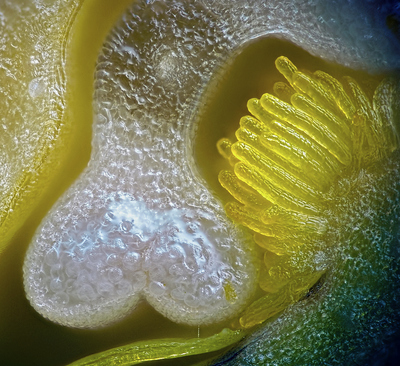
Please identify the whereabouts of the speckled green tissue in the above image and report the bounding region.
[214,150,400,365]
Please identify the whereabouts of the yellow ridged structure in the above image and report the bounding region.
[217,56,399,329]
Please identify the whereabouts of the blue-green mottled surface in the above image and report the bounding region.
[215,150,400,365]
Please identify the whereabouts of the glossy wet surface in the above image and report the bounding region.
[1,1,400,365]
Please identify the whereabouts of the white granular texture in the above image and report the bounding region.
[23,0,400,329]
[25,190,254,327]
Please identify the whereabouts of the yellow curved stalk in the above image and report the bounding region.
[67,328,244,366]
[217,56,399,328]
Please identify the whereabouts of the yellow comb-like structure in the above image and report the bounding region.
[217,56,399,328]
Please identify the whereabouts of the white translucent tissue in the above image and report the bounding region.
[23,0,400,329]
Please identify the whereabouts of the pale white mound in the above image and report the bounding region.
[23,0,400,329]
[24,190,255,327]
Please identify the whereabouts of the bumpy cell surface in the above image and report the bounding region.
[24,0,262,329]
[22,1,400,356]
[0,0,80,252]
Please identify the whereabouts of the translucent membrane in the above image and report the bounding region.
[0,1,79,254]
[217,56,400,328]
[1,0,397,365]
[23,1,261,329]
[0,0,135,255]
